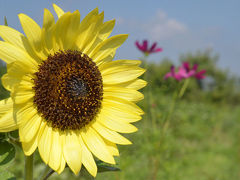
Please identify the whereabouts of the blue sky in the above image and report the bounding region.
[0,0,239,74]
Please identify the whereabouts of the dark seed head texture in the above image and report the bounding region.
[33,50,103,131]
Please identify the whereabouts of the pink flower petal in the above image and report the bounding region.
[143,40,148,51]
[135,41,145,52]
[188,70,196,77]
[174,73,184,81]
[178,66,188,78]
[153,48,163,53]
[183,62,190,71]
[192,64,198,71]
[164,66,176,79]
[170,65,175,74]
[195,70,206,79]
[164,72,173,79]
[149,42,157,52]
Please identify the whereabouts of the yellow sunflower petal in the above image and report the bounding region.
[16,75,33,88]
[103,139,119,156]
[80,12,104,54]
[43,8,55,29]
[1,74,18,92]
[14,102,32,119]
[22,121,46,156]
[80,8,99,25]
[99,104,142,123]
[103,97,144,115]
[22,135,38,156]
[98,19,115,41]
[118,79,147,90]
[76,8,99,52]
[56,154,66,174]
[49,130,63,171]
[0,41,37,67]
[102,65,145,84]
[0,25,43,63]
[12,85,34,105]
[63,132,82,175]
[78,135,97,177]
[1,64,34,91]
[53,4,65,18]
[38,125,53,164]
[42,27,56,55]
[99,60,141,72]
[103,86,143,102]
[98,109,138,133]
[12,94,34,105]
[18,14,42,52]
[96,51,116,67]
[19,112,41,143]
[0,25,26,49]
[84,19,116,55]
[89,34,128,63]
[92,121,131,145]
[0,98,18,132]
[54,12,72,50]
[41,9,55,53]
[63,10,81,50]
[81,127,115,164]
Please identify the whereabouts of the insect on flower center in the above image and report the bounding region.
[66,77,88,98]
[33,50,103,131]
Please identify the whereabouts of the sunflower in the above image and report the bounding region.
[0,4,146,177]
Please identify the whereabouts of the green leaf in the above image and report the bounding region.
[0,141,15,167]
[4,16,8,26]
[8,131,19,140]
[0,171,16,180]
[0,133,6,141]
[96,160,120,173]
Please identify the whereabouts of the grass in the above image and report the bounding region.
[95,91,240,180]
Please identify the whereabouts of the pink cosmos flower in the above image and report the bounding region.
[135,40,163,55]
[182,62,206,79]
[164,66,183,81]
[164,62,206,81]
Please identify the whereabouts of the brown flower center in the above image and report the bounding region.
[33,50,103,131]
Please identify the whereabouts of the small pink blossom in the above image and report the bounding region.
[135,40,163,55]
[164,62,206,81]
[194,69,206,79]
[151,103,157,108]
[164,66,183,81]
[182,62,206,79]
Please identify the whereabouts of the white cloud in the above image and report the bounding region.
[116,10,187,41]
[146,10,187,40]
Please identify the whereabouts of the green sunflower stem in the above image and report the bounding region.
[24,154,34,180]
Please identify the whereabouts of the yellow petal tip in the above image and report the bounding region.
[17,13,25,19]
